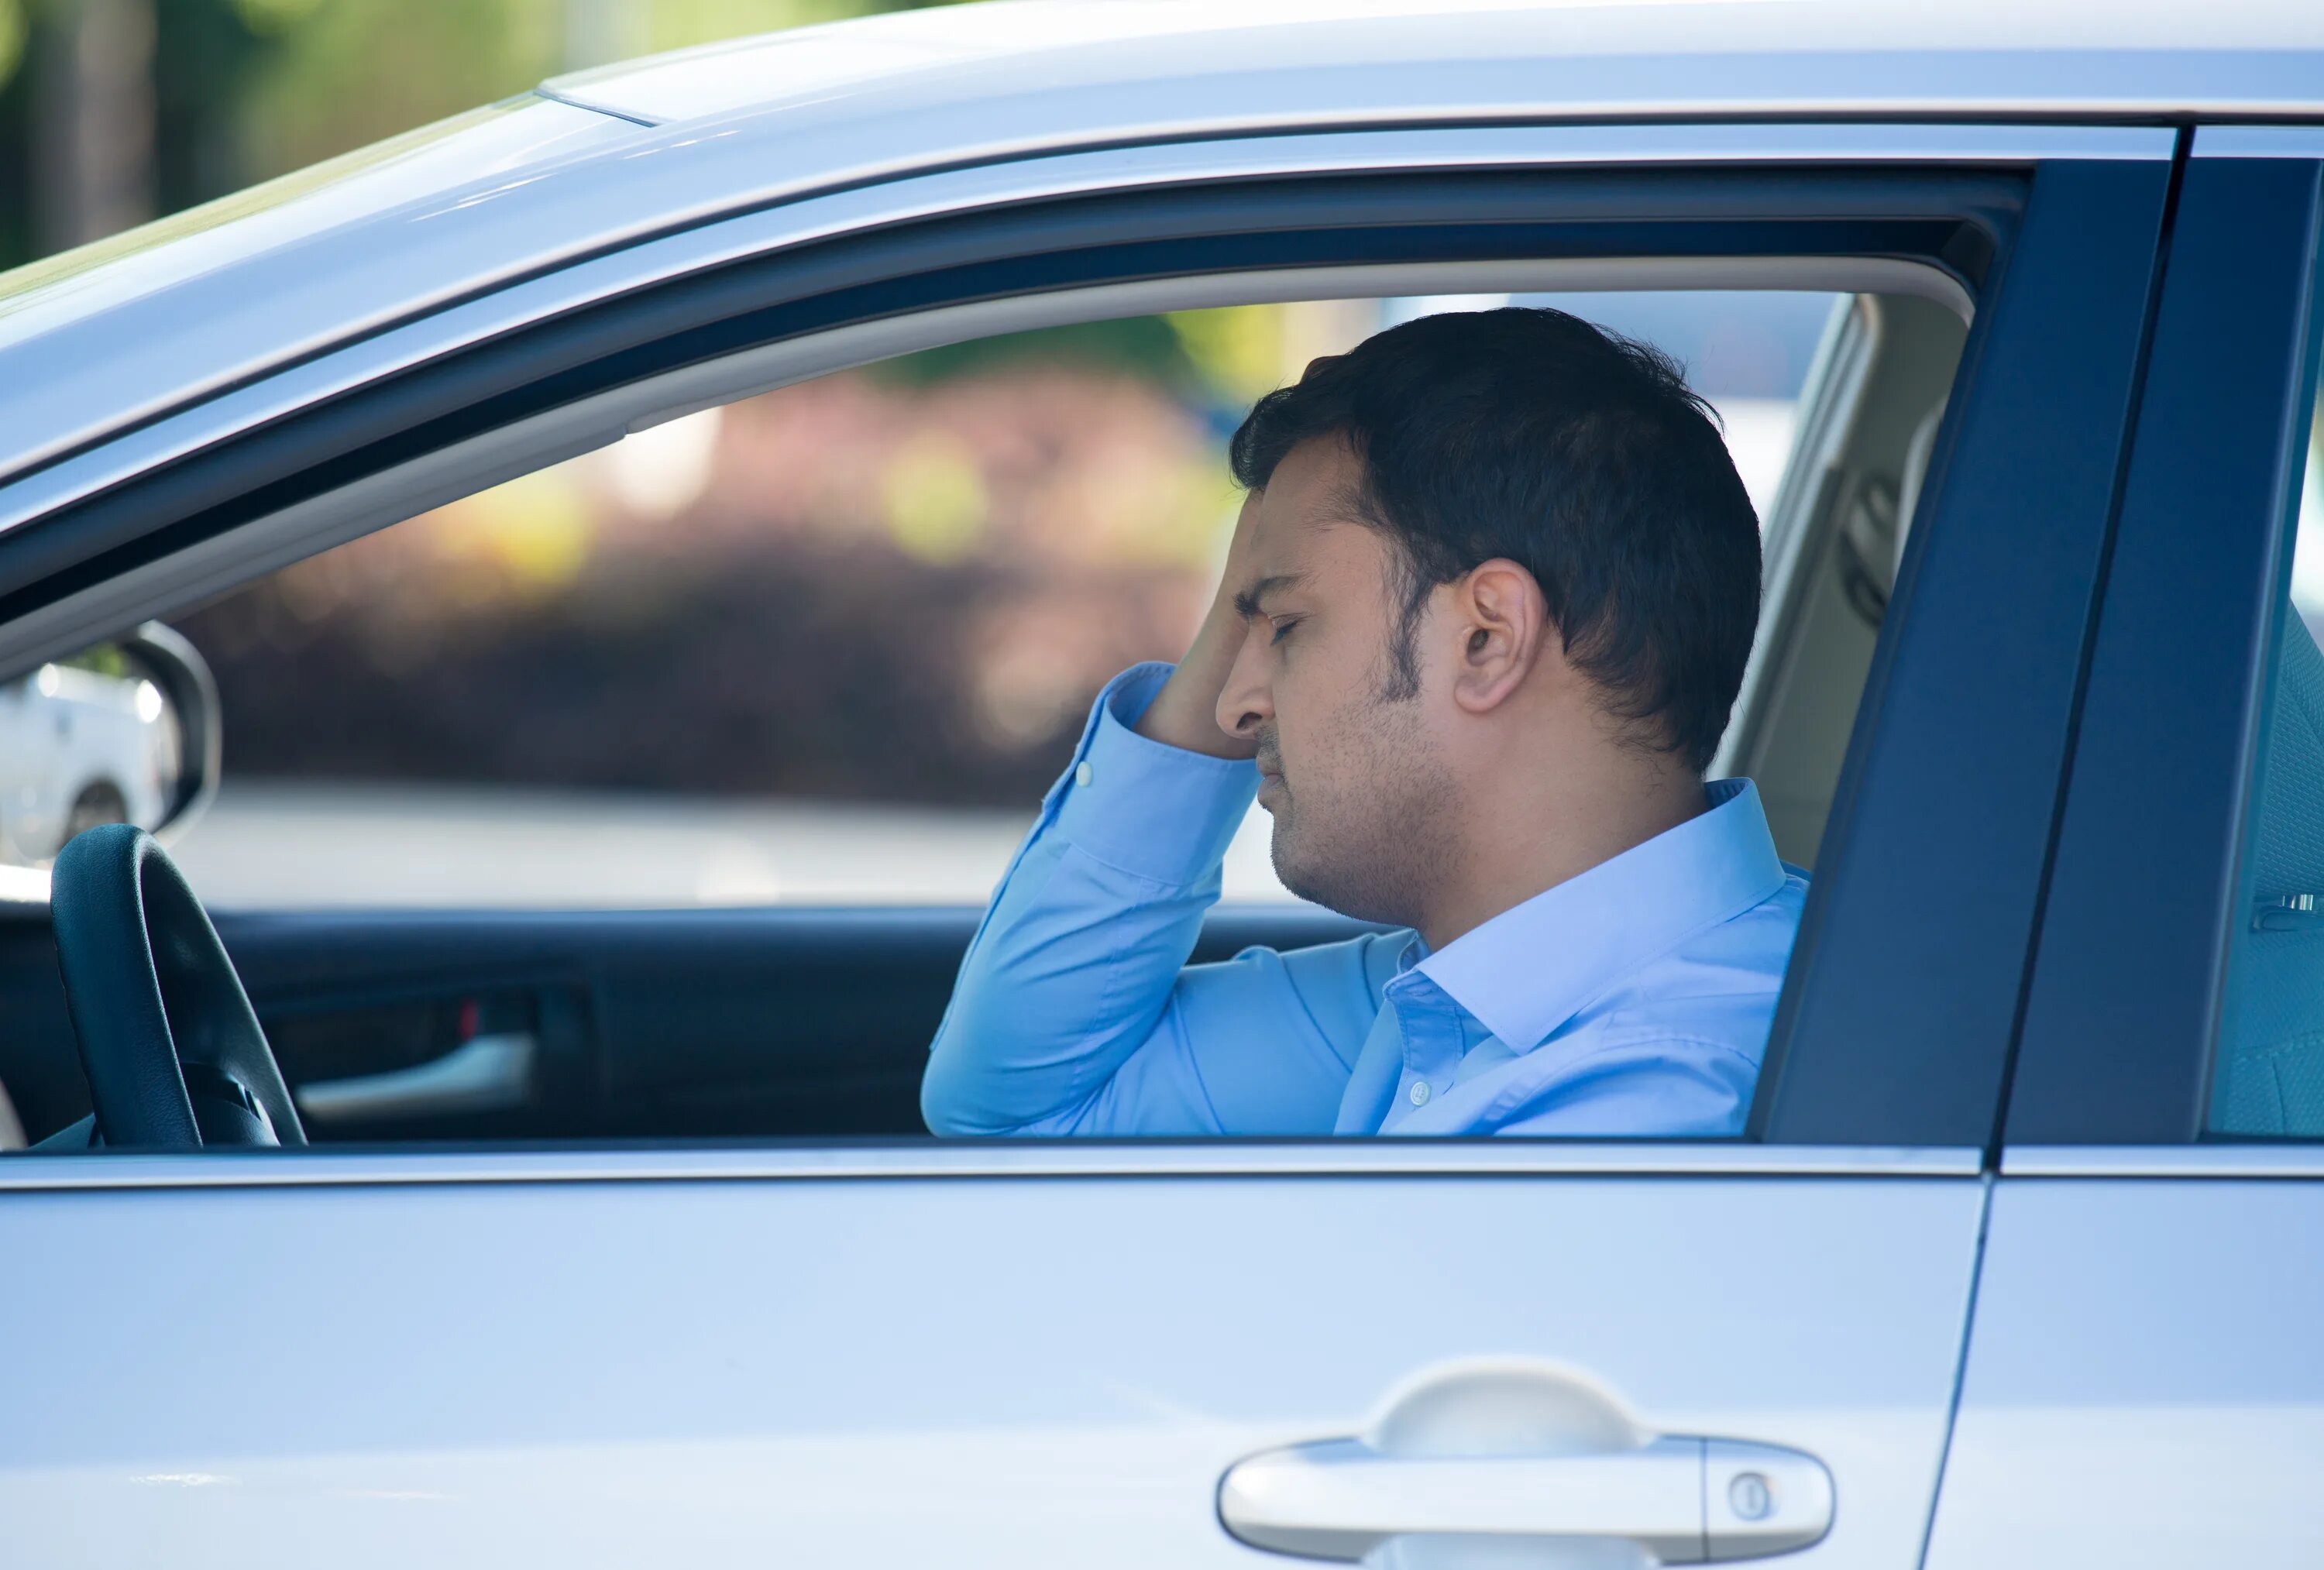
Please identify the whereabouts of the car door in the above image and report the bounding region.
[1924,128,2324,1569]
[0,125,2174,1567]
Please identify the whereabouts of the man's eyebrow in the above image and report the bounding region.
[1232,573,1308,621]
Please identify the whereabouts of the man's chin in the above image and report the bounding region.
[1273,830,1422,928]
[1269,830,1340,913]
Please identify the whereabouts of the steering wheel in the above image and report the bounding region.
[50,824,304,1149]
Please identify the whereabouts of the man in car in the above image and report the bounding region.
[922,307,1804,1137]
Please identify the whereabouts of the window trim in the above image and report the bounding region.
[2003,1146,2324,1177]
[2003,136,2324,1146]
[0,1142,1982,1192]
[0,161,2023,641]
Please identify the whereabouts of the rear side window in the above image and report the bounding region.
[2213,372,2324,1135]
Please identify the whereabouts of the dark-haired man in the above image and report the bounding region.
[922,307,1803,1138]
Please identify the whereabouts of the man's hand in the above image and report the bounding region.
[1136,496,1260,759]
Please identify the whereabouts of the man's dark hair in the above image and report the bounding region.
[1228,307,1761,774]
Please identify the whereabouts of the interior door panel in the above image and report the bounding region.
[0,904,1375,1144]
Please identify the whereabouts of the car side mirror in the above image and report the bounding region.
[0,621,221,867]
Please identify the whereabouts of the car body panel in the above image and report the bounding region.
[1925,1172,2324,1568]
[0,1162,1985,1568]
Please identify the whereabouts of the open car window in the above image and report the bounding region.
[111,285,1954,912]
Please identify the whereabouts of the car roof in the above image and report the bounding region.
[545,0,2324,129]
[0,0,2318,510]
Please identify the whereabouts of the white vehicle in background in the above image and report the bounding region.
[0,625,215,864]
[0,661,169,859]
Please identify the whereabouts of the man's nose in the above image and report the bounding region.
[1215,630,1273,740]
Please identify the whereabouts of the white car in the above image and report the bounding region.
[0,658,170,861]
[0,3,2321,1568]
[0,624,217,867]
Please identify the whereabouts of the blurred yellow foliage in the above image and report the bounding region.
[643,0,930,53]
[882,432,989,564]
[1166,305,1287,403]
[1104,457,1243,572]
[442,467,596,600]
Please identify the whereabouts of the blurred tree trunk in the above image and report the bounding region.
[32,0,153,250]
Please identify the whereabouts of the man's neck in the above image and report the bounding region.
[1416,771,1709,953]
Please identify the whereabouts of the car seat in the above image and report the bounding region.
[2217,609,2324,1133]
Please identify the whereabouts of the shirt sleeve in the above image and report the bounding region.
[921,663,1370,1137]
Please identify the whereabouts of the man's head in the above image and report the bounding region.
[1214,307,1761,929]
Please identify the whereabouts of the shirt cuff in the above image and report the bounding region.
[1044,662,1260,885]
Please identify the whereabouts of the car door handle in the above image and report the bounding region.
[294,1031,537,1123]
[1221,1435,1829,1564]
[1219,1365,1833,1567]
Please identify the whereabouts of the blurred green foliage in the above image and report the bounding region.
[880,316,1199,393]
[0,2,24,94]
[58,640,128,678]
[882,307,1299,408]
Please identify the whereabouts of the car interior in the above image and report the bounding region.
[2216,611,2324,1135]
[0,259,1967,1152]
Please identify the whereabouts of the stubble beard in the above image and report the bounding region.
[1263,691,1458,932]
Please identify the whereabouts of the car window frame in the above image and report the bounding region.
[2002,129,2324,1152]
[1748,150,2179,1146]
[0,131,2175,1158]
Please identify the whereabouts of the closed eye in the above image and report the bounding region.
[1269,617,1301,646]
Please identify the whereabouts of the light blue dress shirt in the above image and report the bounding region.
[923,663,1807,1138]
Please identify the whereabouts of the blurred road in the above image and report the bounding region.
[168,781,1301,910]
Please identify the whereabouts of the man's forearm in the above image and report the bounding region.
[924,503,1264,1134]
[922,665,1259,1135]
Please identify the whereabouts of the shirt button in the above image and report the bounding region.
[1408,1080,1431,1106]
[1075,761,1092,788]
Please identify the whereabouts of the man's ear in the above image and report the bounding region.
[1448,558,1550,715]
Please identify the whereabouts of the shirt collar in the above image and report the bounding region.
[1405,778,1786,1051]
